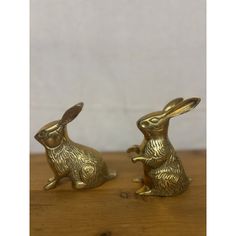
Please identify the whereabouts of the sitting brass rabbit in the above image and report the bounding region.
[127,97,201,196]
[35,103,117,190]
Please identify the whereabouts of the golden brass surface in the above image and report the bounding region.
[35,103,117,190]
[127,97,201,196]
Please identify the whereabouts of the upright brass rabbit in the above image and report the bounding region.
[35,103,117,190]
[127,97,201,196]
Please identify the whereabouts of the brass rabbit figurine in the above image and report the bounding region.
[127,97,201,196]
[35,103,117,190]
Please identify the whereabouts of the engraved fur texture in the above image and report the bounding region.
[35,103,116,190]
[46,139,111,188]
[142,138,190,196]
[128,97,200,196]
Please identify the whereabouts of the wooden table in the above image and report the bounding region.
[31,150,206,236]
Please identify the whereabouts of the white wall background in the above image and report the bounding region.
[30,0,206,153]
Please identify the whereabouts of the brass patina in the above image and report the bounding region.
[127,97,201,196]
[35,103,117,190]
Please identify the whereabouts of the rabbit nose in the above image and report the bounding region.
[34,133,40,141]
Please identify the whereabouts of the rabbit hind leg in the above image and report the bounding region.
[70,175,87,189]
[70,169,87,189]
[72,180,87,189]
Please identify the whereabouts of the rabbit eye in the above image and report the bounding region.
[42,131,50,138]
[150,118,159,123]
[39,131,45,137]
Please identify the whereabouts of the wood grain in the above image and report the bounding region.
[30,150,206,236]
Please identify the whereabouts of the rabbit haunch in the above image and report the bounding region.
[46,140,110,187]
[143,138,190,194]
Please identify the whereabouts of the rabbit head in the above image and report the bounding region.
[137,98,201,137]
[34,102,84,148]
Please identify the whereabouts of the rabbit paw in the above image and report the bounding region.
[48,177,56,182]
[44,179,58,190]
[136,185,150,194]
[138,190,154,196]
[131,156,146,163]
[73,181,87,189]
[137,187,157,196]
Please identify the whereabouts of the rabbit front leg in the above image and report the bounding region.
[48,176,56,182]
[131,157,151,195]
[127,146,145,182]
[72,181,87,189]
[131,156,148,183]
[132,155,167,168]
[44,176,60,190]
[131,156,148,163]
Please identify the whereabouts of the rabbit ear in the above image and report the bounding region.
[165,98,200,119]
[163,97,184,112]
[60,102,84,126]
